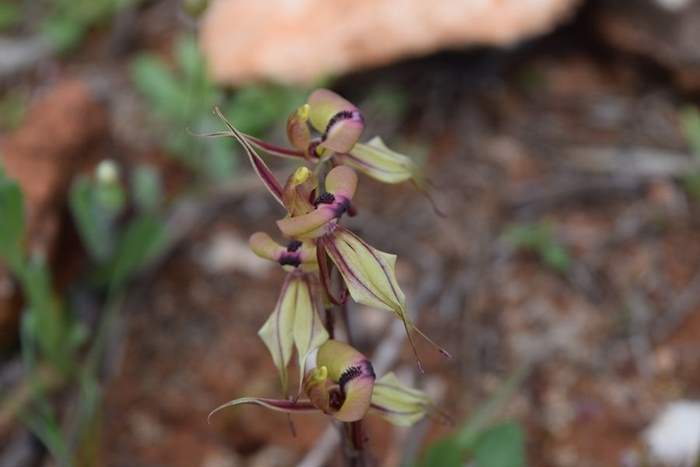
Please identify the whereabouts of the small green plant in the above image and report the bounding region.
[503,221,571,273]
[0,159,166,467]
[131,35,307,182]
[419,367,528,467]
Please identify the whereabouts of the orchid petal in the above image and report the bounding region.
[293,275,329,395]
[282,166,317,217]
[214,107,284,206]
[325,165,357,201]
[276,205,337,240]
[370,372,431,427]
[340,137,418,184]
[287,104,312,151]
[308,89,364,153]
[323,228,450,370]
[208,397,317,422]
[258,275,299,393]
[308,89,359,133]
[323,227,406,315]
[249,232,286,262]
[320,113,365,154]
[249,232,316,268]
[309,340,375,422]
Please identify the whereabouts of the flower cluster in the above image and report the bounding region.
[209,89,447,427]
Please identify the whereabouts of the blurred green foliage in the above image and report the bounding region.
[42,0,137,52]
[131,34,307,182]
[680,106,700,200]
[503,221,571,273]
[681,106,700,157]
[0,89,29,130]
[0,159,166,467]
[419,367,528,467]
[0,1,20,32]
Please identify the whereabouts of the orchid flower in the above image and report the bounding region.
[275,164,449,371]
[211,89,434,202]
[249,229,328,396]
[215,109,449,371]
[209,340,438,426]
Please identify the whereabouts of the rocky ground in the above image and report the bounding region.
[2,1,700,466]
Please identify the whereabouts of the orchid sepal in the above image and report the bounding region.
[208,397,318,423]
[258,272,328,395]
[213,107,284,206]
[338,136,419,184]
[369,372,434,427]
[321,227,450,370]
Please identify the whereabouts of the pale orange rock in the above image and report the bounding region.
[200,0,581,85]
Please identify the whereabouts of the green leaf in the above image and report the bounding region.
[131,54,186,120]
[0,3,20,32]
[70,177,111,262]
[473,422,526,467]
[108,215,166,289]
[681,106,700,158]
[131,164,162,213]
[0,173,25,272]
[503,222,570,274]
[20,256,75,371]
[41,17,86,52]
[176,35,206,83]
[420,437,462,467]
[455,366,528,450]
[225,84,307,136]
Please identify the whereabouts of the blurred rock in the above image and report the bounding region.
[598,0,700,90]
[200,0,581,85]
[201,447,242,467]
[644,400,700,466]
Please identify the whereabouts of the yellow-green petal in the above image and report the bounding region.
[258,275,300,394]
[370,372,431,427]
[293,275,329,393]
[338,136,419,184]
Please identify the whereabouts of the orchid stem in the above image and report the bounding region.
[340,300,354,346]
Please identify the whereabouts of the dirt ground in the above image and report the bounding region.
[2,1,700,466]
